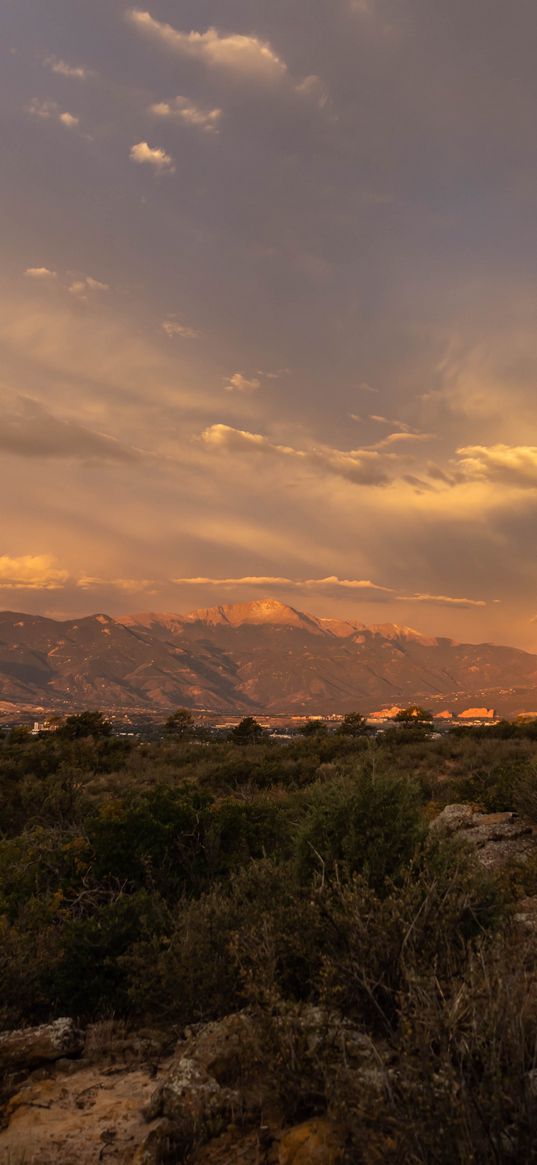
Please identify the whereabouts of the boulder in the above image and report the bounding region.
[145,1007,387,1160]
[145,1012,260,1140]
[430,805,537,871]
[181,1012,259,1086]
[145,1056,240,1145]
[0,1018,84,1071]
[430,804,475,832]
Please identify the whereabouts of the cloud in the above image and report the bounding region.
[25,267,109,299]
[45,58,93,80]
[0,555,68,590]
[76,577,157,593]
[128,9,329,109]
[426,463,459,486]
[172,574,392,593]
[369,415,411,431]
[201,423,390,485]
[402,474,436,493]
[0,290,201,417]
[0,397,143,464]
[369,431,435,450]
[256,368,290,380]
[456,445,537,489]
[295,74,329,109]
[399,593,487,609]
[223,369,289,391]
[130,141,175,173]
[26,98,58,120]
[68,276,109,299]
[26,99,80,129]
[127,10,287,81]
[170,576,487,609]
[25,267,57,280]
[150,97,222,134]
[162,316,200,340]
[223,372,261,393]
[59,112,79,129]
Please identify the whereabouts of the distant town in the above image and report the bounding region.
[3,703,531,742]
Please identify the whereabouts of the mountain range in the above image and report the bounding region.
[1,599,537,716]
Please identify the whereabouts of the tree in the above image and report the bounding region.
[299,720,328,737]
[393,706,433,728]
[7,725,31,744]
[230,717,265,745]
[164,709,196,741]
[56,711,113,740]
[337,712,368,737]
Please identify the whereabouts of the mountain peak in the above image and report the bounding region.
[182,598,317,629]
[119,602,441,642]
[367,622,439,645]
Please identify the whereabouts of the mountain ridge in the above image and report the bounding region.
[0,600,536,716]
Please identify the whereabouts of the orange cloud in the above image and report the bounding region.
[0,555,68,590]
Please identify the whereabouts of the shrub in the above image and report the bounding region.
[515,765,537,823]
[387,928,537,1163]
[86,786,209,896]
[295,766,425,891]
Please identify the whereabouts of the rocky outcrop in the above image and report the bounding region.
[458,707,495,719]
[0,1058,170,1164]
[430,804,537,870]
[144,1012,260,1152]
[0,1009,385,1163]
[143,1006,385,1161]
[0,1018,84,1072]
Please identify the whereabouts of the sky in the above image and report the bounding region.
[1,0,537,648]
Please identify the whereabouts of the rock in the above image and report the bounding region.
[145,1011,261,1150]
[131,1117,178,1164]
[0,1018,84,1071]
[458,708,495,720]
[514,896,537,931]
[182,1012,259,1087]
[430,804,537,871]
[146,1004,386,1155]
[278,1118,345,1164]
[430,804,476,832]
[272,1005,388,1100]
[0,1058,171,1164]
[145,1056,240,1150]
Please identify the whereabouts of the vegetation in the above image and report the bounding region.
[3,714,537,1158]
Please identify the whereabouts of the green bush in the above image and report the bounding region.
[295,766,425,891]
[86,787,209,896]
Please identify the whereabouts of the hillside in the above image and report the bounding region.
[1,599,537,715]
